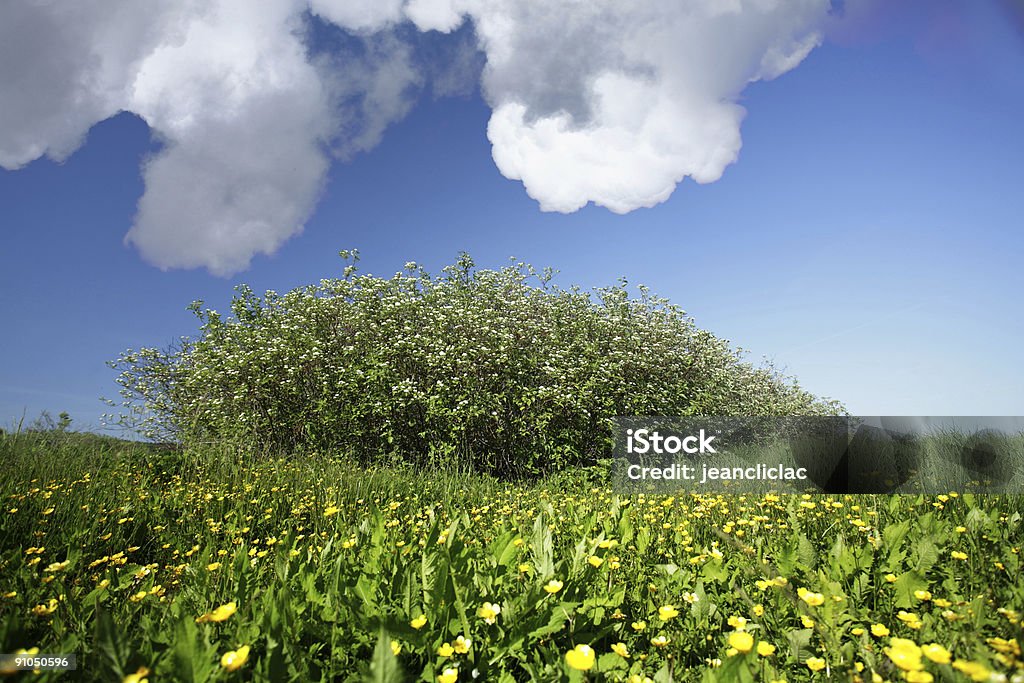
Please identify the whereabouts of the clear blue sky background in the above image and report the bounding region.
[2,6,1022,432]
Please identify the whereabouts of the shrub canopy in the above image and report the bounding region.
[110,251,842,476]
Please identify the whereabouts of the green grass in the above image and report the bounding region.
[1,432,1022,682]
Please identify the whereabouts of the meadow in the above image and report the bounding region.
[1,430,1022,682]
[5,255,1020,681]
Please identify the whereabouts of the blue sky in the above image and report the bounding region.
[1,1,1022,432]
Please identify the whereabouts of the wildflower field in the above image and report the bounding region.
[1,432,1022,682]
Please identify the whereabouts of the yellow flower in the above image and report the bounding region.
[518,563,531,573]
[410,615,427,629]
[851,627,865,636]
[122,666,150,683]
[631,620,647,632]
[611,642,629,658]
[44,561,69,573]
[905,672,933,683]
[987,637,1021,656]
[885,573,897,583]
[951,550,968,560]
[391,640,402,656]
[798,588,825,607]
[437,667,458,683]
[728,615,748,630]
[806,657,826,672]
[757,641,776,657]
[753,604,764,617]
[206,562,222,571]
[921,643,951,664]
[952,660,990,682]
[885,638,923,672]
[543,580,563,594]
[897,611,922,629]
[32,598,58,617]
[324,506,340,517]
[453,635,471,654]
[800,615,815,628]
[650,635,671,647]
[871,623,890,637]
[197,601,237,623]
[587,555,604,568]
[565,644,595,671]
[728,631,754,654]
[437,643,455,657]
[477,602,500,624]
[658,605,679,621]
[913,589,932,601]
[220,645,250,672]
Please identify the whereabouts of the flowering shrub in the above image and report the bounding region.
[110,251,840,475]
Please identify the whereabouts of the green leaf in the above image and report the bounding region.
[786,628,815,663]
[493,531,520,569]
[365,630,404,683]
[882,519,912,549]
[94,605,128,681]
[913,538,940,573]
[531,514,555,578]
[797,534,817,570]
[893,570,928,609]
[170,617,209,683]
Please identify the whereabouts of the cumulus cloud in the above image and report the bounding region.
[0,0,191,169]
[313,32,424,160]
[404,0,830,213]
[0,0,832,274]
[125,0,336,275]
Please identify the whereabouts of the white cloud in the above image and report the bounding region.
[123,0,335,275]
[0,0,191,169]
[412,0,829,213]
[309,0,405,32]
[404,0,467,33]
[0,0,832,274]
[313,32,424,160]
[0,0,425,275]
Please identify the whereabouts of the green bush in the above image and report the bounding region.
[109,251,842,476]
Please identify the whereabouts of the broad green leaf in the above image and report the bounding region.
[365,630,403,683]
[893,570,929,609]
